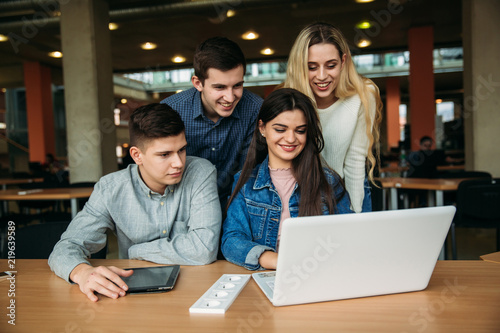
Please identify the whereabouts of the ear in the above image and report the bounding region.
[129,146,143,165]
[258,120,265,134]
[340,53,347,70]
[192,75,203,92]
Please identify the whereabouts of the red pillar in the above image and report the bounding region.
[408,26,435,151]
[385,77,401,150]
[23,61,55,163]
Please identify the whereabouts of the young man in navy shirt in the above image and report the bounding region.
[161,37,263,210]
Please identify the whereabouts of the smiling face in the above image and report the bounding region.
[259,109,307,169]
[192,65,244,122]
[307,43,346,109]
[130,133,187,194]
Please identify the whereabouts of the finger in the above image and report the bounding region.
[82,288,98,302]
[109,266,134,277]
[91,281,122,299]
[107,266,133,291]
[90,268,127,296]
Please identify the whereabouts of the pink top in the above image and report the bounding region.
[269,167,296,250]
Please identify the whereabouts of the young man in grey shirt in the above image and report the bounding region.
[49,103,221,302]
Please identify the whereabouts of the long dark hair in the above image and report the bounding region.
[226,88,345,216]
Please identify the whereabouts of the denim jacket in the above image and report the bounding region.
[221,156,353,270]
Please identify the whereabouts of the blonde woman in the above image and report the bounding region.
[284,22,383,213]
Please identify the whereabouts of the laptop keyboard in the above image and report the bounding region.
[267,280,275,291]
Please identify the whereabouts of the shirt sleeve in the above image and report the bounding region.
[221,177,274,270]
[48,181,114,283]
[343,91,376,213]
[127,162,222,265]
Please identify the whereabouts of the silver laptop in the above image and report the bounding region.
[253,206,456,306]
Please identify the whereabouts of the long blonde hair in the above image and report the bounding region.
[284,22,383,183]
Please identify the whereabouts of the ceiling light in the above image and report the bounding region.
[1,88,6,93]
[121,98,127,104]
[436,99,443,104]
[357,38,371,48]
[242,31,259,40]
[172,56,186,63]
[141,42,157,50]
[48,51,63,58]
[109,22,119,30]
[356,21,372,29]
[260,48,274,55]
[226,10,236,18]
[0,34,8,42]
[355,0,375,3]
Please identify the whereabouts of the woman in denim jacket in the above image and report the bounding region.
[221,88,353,270]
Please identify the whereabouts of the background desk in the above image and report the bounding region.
[1,259,499,332]
[481,251,500,264]
[377,177,471,210]
[0,178,43,214]
[0,178,43,190]
[0,187,93,218]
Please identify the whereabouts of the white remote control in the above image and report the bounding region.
[189,274,251,314]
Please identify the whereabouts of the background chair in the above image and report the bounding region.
[1,220,107,259]
[450,178,500,259]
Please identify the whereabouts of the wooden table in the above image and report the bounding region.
[0,177,43,190]
[379,163,408,176]
[481,251,500,264]
[437,165,466,171]
[0,178,44,213]
[0,187,93,218]
[1,259,499,332]
[377,177,472,210]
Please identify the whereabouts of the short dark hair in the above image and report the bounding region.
[129,103,185,149]
[193,36,246,83]
[420,136,433,145]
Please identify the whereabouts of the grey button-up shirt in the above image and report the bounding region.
[49,156,222,282]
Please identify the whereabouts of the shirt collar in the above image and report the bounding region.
[253,155,273,190]
[192,88,242,121]
[132,164,175,197]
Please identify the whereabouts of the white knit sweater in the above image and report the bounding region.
[317,91,376,213]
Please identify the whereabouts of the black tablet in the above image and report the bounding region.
[121,265,180,293]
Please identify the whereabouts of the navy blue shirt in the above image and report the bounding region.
[161,87,263,207]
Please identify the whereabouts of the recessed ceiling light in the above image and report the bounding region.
[141,42,157,50]
[121,98,127,104]
[242,31,259,40]
[48,51,63,58]
[108,22,119,30]
[355,0,375,3]
[436,99,443,104]
[0,34,8,42]
[172,56,186,63]
[357,38,371,48]
[260,48,274,55]
[226,10,236,17]
[356,21,372,29]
